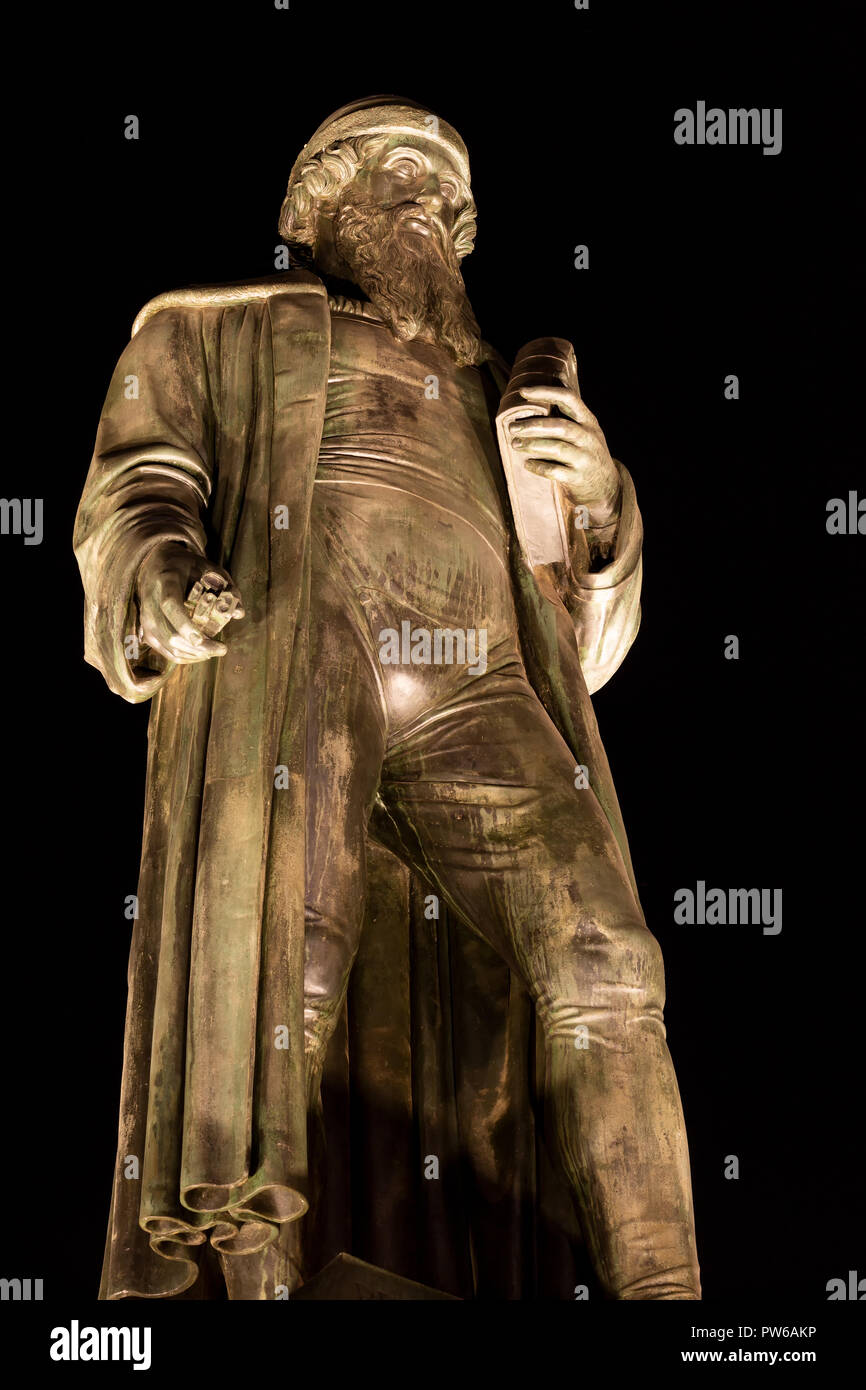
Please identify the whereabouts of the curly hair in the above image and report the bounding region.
[278,134,477,261]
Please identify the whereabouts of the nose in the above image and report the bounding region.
[412,175,455,233]
[414,174,445,216]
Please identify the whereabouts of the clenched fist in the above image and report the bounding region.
[135,540,245,665]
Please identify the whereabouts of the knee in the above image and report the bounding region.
[607,917,666,998]
[578,874,665,987]
[537,917,667,1045]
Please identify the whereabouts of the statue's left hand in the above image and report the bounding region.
[509,384,621,527]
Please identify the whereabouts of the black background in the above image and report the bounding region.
[2,0,862,1325]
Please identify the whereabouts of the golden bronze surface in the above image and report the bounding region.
[75,95,700,1301]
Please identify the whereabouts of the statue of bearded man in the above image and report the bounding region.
[75,96,701,1302]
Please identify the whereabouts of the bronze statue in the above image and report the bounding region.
[75,96,701,1301]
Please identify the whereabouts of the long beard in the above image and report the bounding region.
[333,200,483,367]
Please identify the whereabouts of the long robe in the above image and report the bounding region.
[74,270,644,1300]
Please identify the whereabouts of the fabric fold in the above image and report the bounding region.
[83,274,329,1300]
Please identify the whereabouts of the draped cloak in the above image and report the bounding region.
[73,270,644,1301]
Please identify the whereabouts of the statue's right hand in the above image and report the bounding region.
[135,541,245,664]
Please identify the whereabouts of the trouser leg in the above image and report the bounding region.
[303,549,387,1230]
[380,682,701,1299]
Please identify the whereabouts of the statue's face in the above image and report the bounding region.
[314,132,482,366]
[314,136,470,279]
[346,139,467,251]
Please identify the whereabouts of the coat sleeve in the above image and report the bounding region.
[73,307,213,703]
[557,460,643,695]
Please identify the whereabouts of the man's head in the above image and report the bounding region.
[279,98,482,366]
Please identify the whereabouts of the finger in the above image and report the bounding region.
[515,437,597,468]
[518,384,597,427]
[167,630,220,661]
[162,594,229,656]
[142,607,220,663]
[140,624,205,666]
[139,629,180,665]
[523,460,584,488]
[511,419,599,448]
[163,614,222,660]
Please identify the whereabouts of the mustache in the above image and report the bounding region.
[338,201,453,268]
[394,203,449,247]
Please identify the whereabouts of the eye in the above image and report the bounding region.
[390,158,421,178]
[439,181,459,204]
